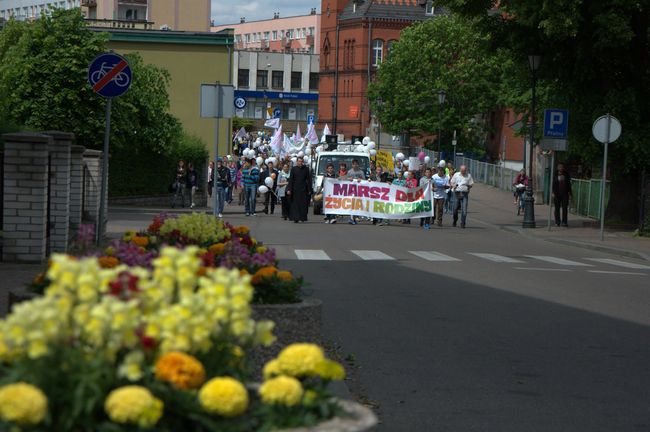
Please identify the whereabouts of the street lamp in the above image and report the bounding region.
[523,54,541,229]
[437,89,446,157]
[375,97,383,151]
[331,97,336,134]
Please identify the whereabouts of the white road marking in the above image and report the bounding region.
[409,251,461,262]
[588,270,647,276]
[468,253,524,263]
[525,256,592,266]
[351,250,395,260]
[584,258,650,270]
[514,267,572,272]
[294,250,331,261]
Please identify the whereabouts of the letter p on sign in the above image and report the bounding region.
[543,109,569,139]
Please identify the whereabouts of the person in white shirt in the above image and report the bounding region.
[419,168,433,229]
[432,163,450,227]
[450,164,474,228]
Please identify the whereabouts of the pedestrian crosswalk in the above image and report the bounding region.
[273,248,649,275]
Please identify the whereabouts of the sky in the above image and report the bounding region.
[211,0,321,25]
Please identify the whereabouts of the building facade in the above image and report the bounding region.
[318,0,442,142]
[102,28,234,158]
[211,10,320,54]
[232,50,320,132]
[0,0,81,21]
[83,0,211,32]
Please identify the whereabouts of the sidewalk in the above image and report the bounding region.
[469,183,650,261]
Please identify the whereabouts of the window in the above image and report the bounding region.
[287,29,293,39]
[387,40,397,57]
[263,31,269,40]
[372,39,384,66]
[238,69,249,88]
[245,34,251,43]
[272,71,284,89]
[291,72,302,90]
[425,1,434,15]
[256,70,268,88]
[309,73,319,90]
[272,30,277,40]
[308,27,315,36]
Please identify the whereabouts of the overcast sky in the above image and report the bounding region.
[211,0,321,25]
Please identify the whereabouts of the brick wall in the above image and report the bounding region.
[43,131,73,255]
[69,145,86,233]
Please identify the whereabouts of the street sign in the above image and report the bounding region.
[200,84,234,118]
[592,115,621,144]
[234,96,247,110]
[273,108,282,119]
[307,114,315,125]
[543,109,569,138]
[539,138,567,151]
[88,53,132,98]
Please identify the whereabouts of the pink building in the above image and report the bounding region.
[211,9,320,54]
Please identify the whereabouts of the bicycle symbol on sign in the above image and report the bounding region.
[89,62,131,88]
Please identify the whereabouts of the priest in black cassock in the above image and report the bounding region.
[286,157,313,223]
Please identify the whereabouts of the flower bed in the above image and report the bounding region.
[0,245,361,430]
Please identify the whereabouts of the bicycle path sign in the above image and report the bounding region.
[88,53,132,98]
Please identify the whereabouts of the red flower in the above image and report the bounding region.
[108,272,140,299]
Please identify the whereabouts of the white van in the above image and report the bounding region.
[312,149,371,215]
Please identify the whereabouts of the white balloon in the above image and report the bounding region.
[316,146,323,153]
[354,141,362,146]
[362,137,371,145]
[291,157,298,164]
[396,152,405,161]
[269,157,277,164]
[304,156,311,165]
[264,158,270,165]
[368,142,376,149]
[403,159,410,167]
[256,157,263,166]
[369,149,377,156]
[355,145,365,152]
[424,156,431,164]
[227,155,233,161]
[264,177,274,188]
[305,147,312,155]
[258,185,269,194]
[298,151,304,158]
[253,141,260,148]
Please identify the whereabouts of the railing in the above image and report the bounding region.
[455,156,610,220]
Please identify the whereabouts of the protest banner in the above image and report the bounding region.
[375,150,394,172]
[323,179,433,220]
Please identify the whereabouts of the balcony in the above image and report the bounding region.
[81,0,97,6]
[85,18,154,30]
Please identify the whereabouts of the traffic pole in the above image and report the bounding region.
[547,151,555,230]
[599,113,610,241]
[97,97,111,245]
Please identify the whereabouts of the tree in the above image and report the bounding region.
[439,0,650,224]
[367,15,508,153]
[0,9,206,196]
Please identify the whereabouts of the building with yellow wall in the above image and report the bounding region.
[83,0,211,32]
[96,28,234,159]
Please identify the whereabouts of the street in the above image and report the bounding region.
[108,185,650,432]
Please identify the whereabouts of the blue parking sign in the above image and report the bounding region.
[543,109,569,139]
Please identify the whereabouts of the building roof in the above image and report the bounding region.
[339,0,436,22]
[212,13,320,29]
[92,27,234,46]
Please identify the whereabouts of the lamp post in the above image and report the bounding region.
[331,97,336,135]
[523,54,541,229]
[437,89,446,157]
[376,97,383,151]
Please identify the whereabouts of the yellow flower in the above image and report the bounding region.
[98,256,120,269]
[104,386,163,428]
[235,226,250,235]
[155,351,206,390]
[263,359,282,380]
[252,266,277,284]
[303,389,318,406]
[256,246,267,254]
[259,376,304,407]
[123,230,136,242]
[132,236,149,247]
[199,377,248,417]
[315,359,346,381]
[208,243,225,255]
[0,383,47,426]
[276,270,293,282]
[118,351,145,382]
[277,343,325,377]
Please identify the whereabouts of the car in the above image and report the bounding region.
[312,147,371,215]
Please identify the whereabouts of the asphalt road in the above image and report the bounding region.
[108,203,650,432]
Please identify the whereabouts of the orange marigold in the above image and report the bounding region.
[239,269,250,277]
[252,266,278,284]
[276,270,293,282]
[132,236,149,247]
[208,243,226,255]
[235,226,250,235]
[98,256,120,269]
[197,267,208,277]
[155,352,206,390]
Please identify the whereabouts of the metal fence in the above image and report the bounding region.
[455,156,610,220]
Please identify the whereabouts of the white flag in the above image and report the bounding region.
[234,127,247,140]
[264,117,280,129]
[270,125,283,154]
[282,134,293,156]
[321,123,331,143]
[295,123,302,143]
[306,123,319,144]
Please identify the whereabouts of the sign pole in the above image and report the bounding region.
[213,83,221,217]
[599,113,611,241]
[97,97,112,244]
[547,151,555,230]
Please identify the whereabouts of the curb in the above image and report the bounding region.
[501,226,650,262]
